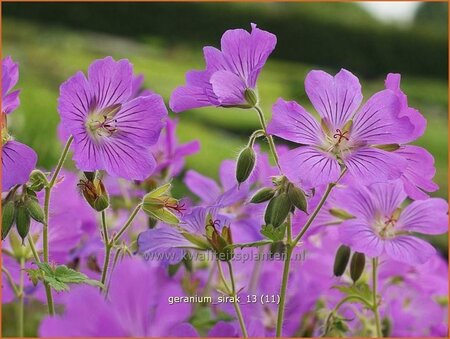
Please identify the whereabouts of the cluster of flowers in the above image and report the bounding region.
[2,23,448,338]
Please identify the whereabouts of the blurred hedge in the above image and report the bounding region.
[3,2,447,80]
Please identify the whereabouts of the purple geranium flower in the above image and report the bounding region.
[337,181,448,264]
[58,57,167,180]
[150,118,200,178]
[267,69,416,188]
[2,56,38,191]
[170,23,276,112]
[39,258,192,337]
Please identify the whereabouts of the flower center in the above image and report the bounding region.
[374,215,398,239]
[85,103,121,139]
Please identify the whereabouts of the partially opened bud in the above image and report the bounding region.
[250,187,275,204]
[350,252,366,283]
[15,203,31,243]
[205,220,234,261]
[236,146,256,184]
[264,192,292,228]
[79,175,109,212]
[28,170,48,192]
[2,200,15,240]
[287,183,308,213]
[333,245,351,277]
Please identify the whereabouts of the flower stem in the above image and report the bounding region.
[372,257,382,337]
[99,210,111,291]
[276,168,347,337]
[42,135,73,316]
[27,236,41,263]
[254,105,281,171]
[226,260,249,338]
[275,216,292,337]
[111,203,142,244]
[18,257,25,337]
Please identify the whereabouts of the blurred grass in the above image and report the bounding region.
[4,18,447,199]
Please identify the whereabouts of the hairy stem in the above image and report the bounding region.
[99,210,111,291]
[372,258,382,337]
[42,135,73,315]
[18,258,25,337]
[226,261,249,338]
[111,203,142,244]
[254,105,281,171]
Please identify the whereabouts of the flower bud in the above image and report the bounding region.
[15,203,31,243]
[250,187,275,204]
[236,146,256,184]
[329,208,354,220]
[142,190,181,226]
[264,192,292,228]
[350,252,366,283]
[287,183,308,213]
[244,88,259,107]
[79,176,109,212]
[28,170,48,192]
[333,245,351,277]
[2,200,15,240]
[205,221,234,261]
[24,197,45,223]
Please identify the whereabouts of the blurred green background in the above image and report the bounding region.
[3,2,448,246]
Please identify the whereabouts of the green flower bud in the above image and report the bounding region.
[244,88,259,107]
[264,192,292,228]
[333,245,351,277]
[2,200,15,240]
[24,197,45,223]
[350,252,366,283]
[205,220,234,261]
[15,203,31,243]
[28,170,49,192]
[287,183,308,213]
[250,187,275,204]
[236,146,256,184]
[329,208,354,220]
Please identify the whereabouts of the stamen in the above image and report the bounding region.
[333,129,349,144]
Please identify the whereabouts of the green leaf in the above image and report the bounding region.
[147,182,172,198]
[260,223,286,242]
[334,282,373,306]
[36,263,103,292]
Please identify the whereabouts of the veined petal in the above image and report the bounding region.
[220,23,276,88]
[280,146,340,188]
[184,170,221,203]
[87,57,132,108]
[2,141,38,191]
[384,236,435,265]
[2,89,20,114]
[332,184,377,222]
[396,145,438,200]
[210,70,247,106]
[267,98,322,145]
[116,94,167,146]
[2,56,19,98]
[305,69,362,130]
[398,198,448,235]
[339,219,384,257]
[352,89,414,144]
[58,71,93,133]
[343,147,406,184]
[169,84,216,113]
[369,181,406,217]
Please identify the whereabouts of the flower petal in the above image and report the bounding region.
[396,145,438,200]
[305,69,362,130]
[267,98,322,145]
[87,57,132,108]
[220,23,276,88]
[352,89,414,144]
[2,89,20,114]
[384,236,435,265]
[343,147,406,184]
[398,198,448,235]
[184,170,221,203]
[339,220,384,257]
[369,181,406,217]
[2,141,38,191]
[280,146,340,188]
[210,70,247,106]
[2,56,19,98]
[116,94,167,146]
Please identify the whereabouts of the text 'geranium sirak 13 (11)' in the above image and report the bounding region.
[2,56,38,191]
[267,69,417,188]
[58,57,167,180]
[169,23,276,112]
